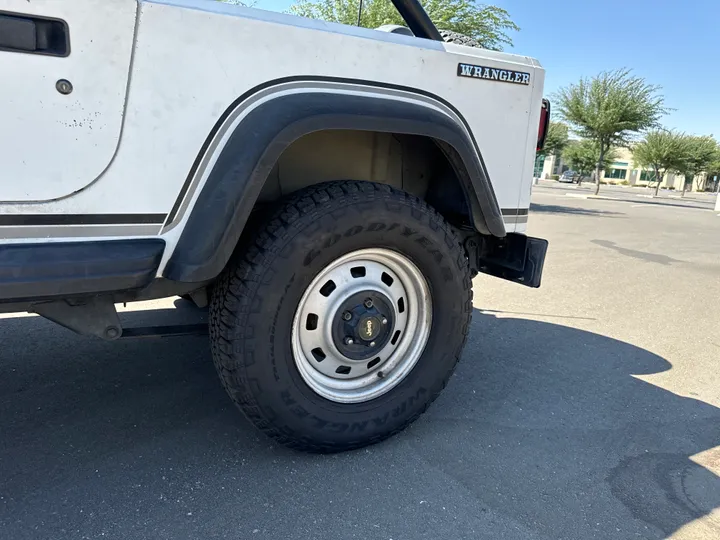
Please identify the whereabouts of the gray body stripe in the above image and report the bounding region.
[0,224,161,240]
[503,216,528,225]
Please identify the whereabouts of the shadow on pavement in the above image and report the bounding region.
[591,239,686,266]
[417,310,720,538]
[0,308,718,539]
[530,203,625,217]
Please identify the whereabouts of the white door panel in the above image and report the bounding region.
[0,1,542,219]
[0,0,136,202]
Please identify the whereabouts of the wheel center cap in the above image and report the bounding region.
[358,316,381,341]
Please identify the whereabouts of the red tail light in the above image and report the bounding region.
[537,99,550,152]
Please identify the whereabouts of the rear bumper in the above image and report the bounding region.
[0,239,165,303]
[473,233,548,288]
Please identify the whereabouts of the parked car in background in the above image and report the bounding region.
[558,170,578,183]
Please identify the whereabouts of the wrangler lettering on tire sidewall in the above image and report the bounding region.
[210,181,472,452]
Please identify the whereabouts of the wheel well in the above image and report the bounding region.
[256,130,474,228]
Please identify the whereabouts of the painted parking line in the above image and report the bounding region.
[630,204,715,212]
[565,193,620,201]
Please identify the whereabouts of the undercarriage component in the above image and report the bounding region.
[32,297,209,340]
[32,296,122,341]
[120,324,208,339]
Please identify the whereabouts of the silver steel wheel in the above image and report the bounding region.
[291,248,432,403]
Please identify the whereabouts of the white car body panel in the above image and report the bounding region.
[0,0,544,250]
[0,0,137,201]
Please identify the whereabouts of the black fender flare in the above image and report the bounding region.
[163,79,506,283]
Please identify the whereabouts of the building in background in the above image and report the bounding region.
[535,153,569,179]
[536,147,714,191]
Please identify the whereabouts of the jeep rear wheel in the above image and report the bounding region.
[209,181,472,452]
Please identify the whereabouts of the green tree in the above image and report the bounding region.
[289,0,519,50]
[632,130,687,196]
[675,135,720,196]
[554,69,667,195]
[562,139,617,186]
[542,122,569,157]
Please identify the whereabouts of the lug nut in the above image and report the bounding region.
[381,318,387,325]
[342,311,352,321]
[344,337,354,345]
[370,341,376,347]
[364,298,373,308]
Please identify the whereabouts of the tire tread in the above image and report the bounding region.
[209,181,472,452]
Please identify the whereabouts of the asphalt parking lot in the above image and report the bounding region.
[1,183,719,540]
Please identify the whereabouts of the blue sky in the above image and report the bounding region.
[253,0,718,135]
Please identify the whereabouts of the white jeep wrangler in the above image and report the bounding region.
[0,0,549,451]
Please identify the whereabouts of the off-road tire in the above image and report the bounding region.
[209,181,473,452]
[440,29,481,48]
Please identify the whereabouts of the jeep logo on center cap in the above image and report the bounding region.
[359,316,381,340]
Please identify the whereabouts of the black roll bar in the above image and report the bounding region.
[390,0,443,41]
